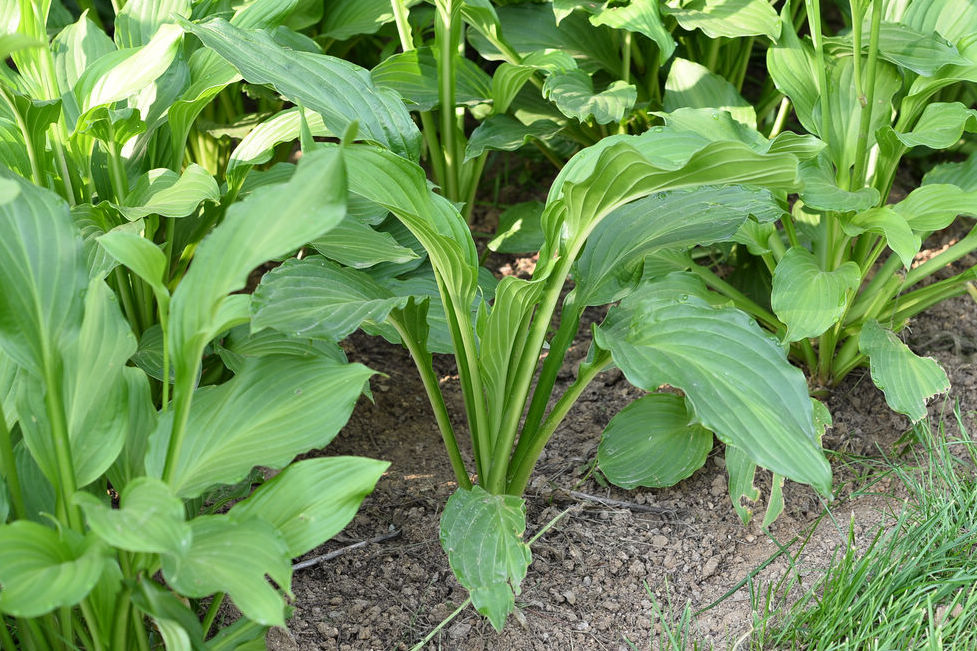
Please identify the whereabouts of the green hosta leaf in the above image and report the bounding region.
[252,256,409,341]
[873,22,969,76]
[901,34,977,123]
[923,152,977,191]
[226,108,330,189]
[573,185,781,307]
[491,63,537,114]
[217,326,347,374]
[590,0,675,64]
[903,0,977,43]
[599,393,713,489]
[148,356,374,498]
[762,474,786,529]
[882,102,977,156]
[798,156,880,212]
[230,457,388,557]
[488,201,545,254]
[106,368,158,491]
[767,9,818,135]
[858,320,950,423]
[467,3,620,74]
[771,247,860,342]
[97,231,168,302]
[465,115,561,161]
[320,0,420,40]
[724,444,760,524]
[440,486,530,631]
[595,277,831,494]
[0,174,86,374]
[131,325,170,382]
[182,17,421,161]
[115,0,191,48]
[131,580,207,650]
[666,0,780,40]
[168,147,346,371]
[74,106,146,146]
[161,515,290,627]
[664,58,755,128]
[113,164,220,221]
[542,70,636,124]
[371,46,492,111]
[311,218,419,269]
[74,477,190,555]
[0,522,106,617]
[75,23,184,114]
[840,207,920,267]
[52,14,116,94]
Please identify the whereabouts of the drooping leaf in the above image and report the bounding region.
[147,356,374,498]
[225,108,330,188]
[595,275,831,494]
[798,155,880,213]
[465,115,562,161]
[664,58,756,128]
[771,247,860,342]
[440,486,531,631]
[599,393,713,489]
[542,69,637,124]
[858,320,950,423]
[872,22,970,76]
[310,218,419,269]
[665,0,780,40]
[840,206,920,267]
[112,164,220,221]
[182,17,421,161]
[230,457,388,557]
[161,515,290,627]
[590,0,675,64]
[74,477,190,556]
[490,62,537,114]
[878,102,977,155]
[252,256,409,341]
[0,522,106,617]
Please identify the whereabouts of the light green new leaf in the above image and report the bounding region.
[161,515,290,627]
[841,206,920,267]
[52,13,116,94]
[371,47,492,111]
[859,320,950,423]
[75,23,184,113]
[226,107,330,188]
[599,393,713,489]
[0,522,106,617]
[666,0,780,40]
[573,185,782,307]
[724,445,760,524]
[0,174,85,375]
[465,115,561,160]
[590,0,675,64]
[903,0,977,42]
[771,247,860,341]
[182,18,421,161]
[74,477,190,555]
[491,63,537,114]
[251,256,409,341]
[542,70,636,124]
[664,58,756,128]
[440,486,531,631]
[113,164,220,221]
[97,231,168,301]
[114,0,191,48]
[168,147,346,370]
[880,102,977,159]
[595,278,831,494]
[798,156,880,212]
[310,218,419,269]
[231,456,388,557]
[147,356,374,498]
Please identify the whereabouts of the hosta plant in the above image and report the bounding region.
[0,146,387,649]
[248,115,835,628]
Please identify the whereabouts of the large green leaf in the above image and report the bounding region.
[465,115,562,161]
[542,69,636,124]
[147,356,374,498]
[0,522,106,617]
[572,185,782,307]
[161,515,290,627]
[767,10,818,135]
[319,0,420,40]
[225,108,330,188]
[168,147,346,370]
[903,0,977,42]
[590,0,675,64]
[665,0,780,40]
[798,155,880,213]
[114,0,191,48]
[440,486,530,631]
[595,275,831,494]
[371,46,492,111]
[872,22,970,76]
[858,320,950,423]
[182,18,421,161]
[112,164,220,221]
[771,247,860,342]
[230,456,388,558]
[0,173,85,375]
[310,218,419,269]
[598,393,713,489]
[74,477,190,556]
[251,256,409,341]
[664,58,755,128]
